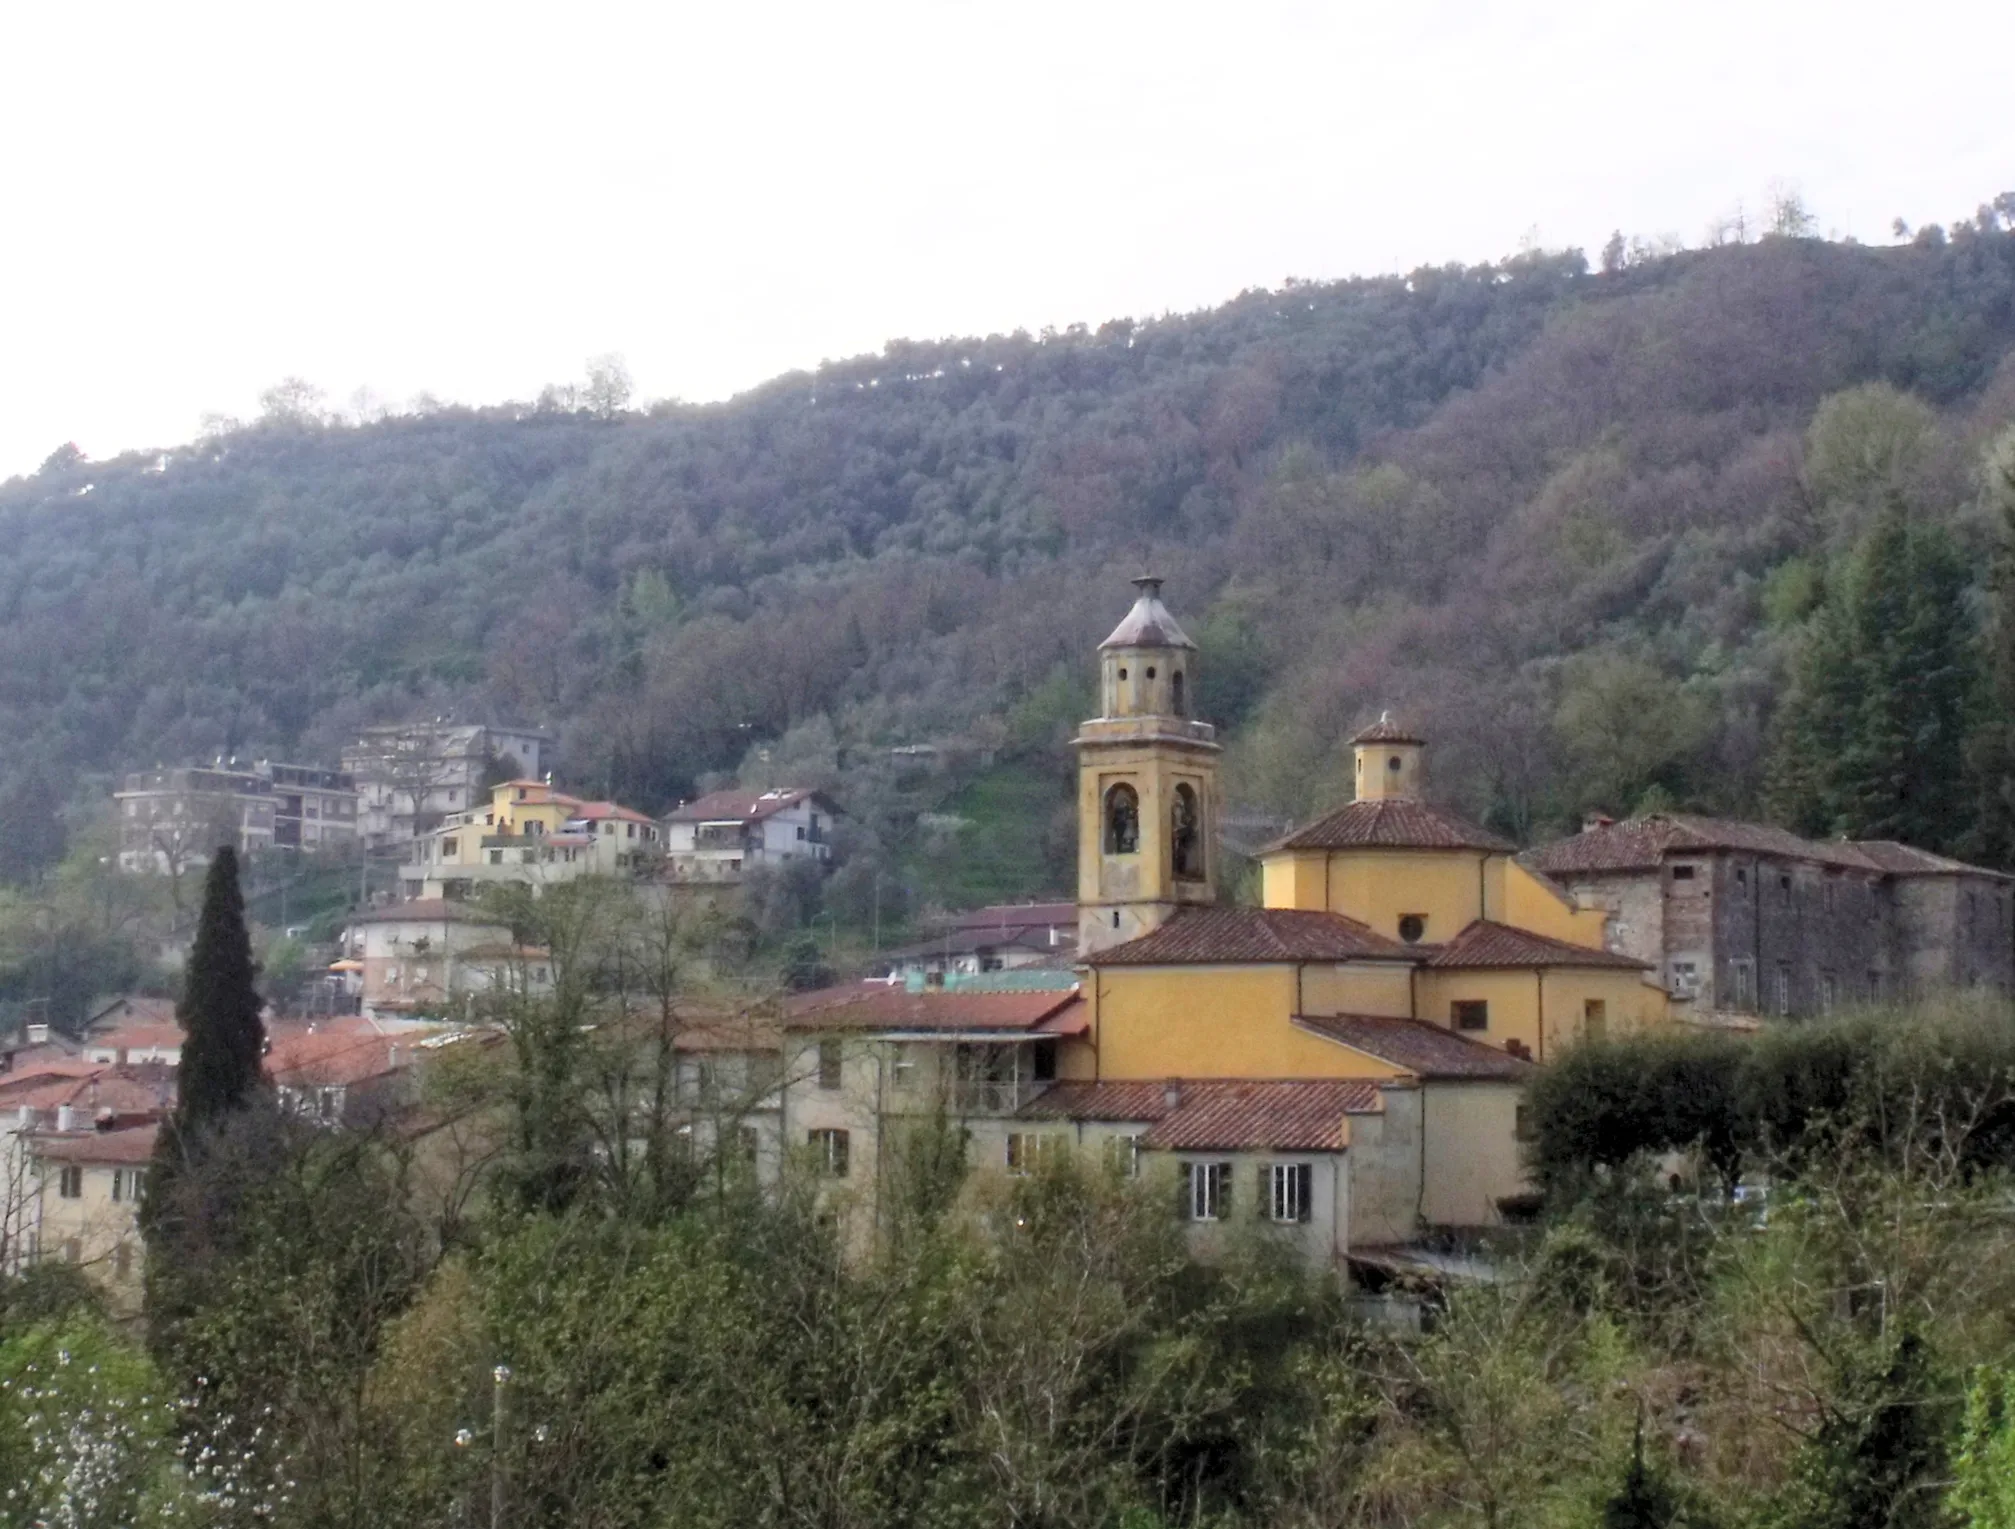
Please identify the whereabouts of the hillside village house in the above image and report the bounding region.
[24,1123,158,1311]
[662,788,839,881]
[343,721,551,847]
[881,901,1078,979]
[403,779,661,900]
[343,899,533,1018]
[1529,816,2015,1017]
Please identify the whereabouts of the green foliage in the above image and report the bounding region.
[171,846,265,1127]
[1768,505,1977,851]
[1952,1367,2015,1527]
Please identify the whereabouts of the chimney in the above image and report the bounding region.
[1581,812,1615,835]
[26,1023,49,1046]
[1162,1079,1182,1110]
[56,1103,78,1132]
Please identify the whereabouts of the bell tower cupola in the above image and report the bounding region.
[1351,713,1426,803]
[1075,576,1221,954]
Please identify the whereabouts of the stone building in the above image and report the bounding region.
[1526,815,2015,1018]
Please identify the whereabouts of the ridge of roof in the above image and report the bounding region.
[1424,919,1648,970]
[1349,713,1426,746]
[1264,798,1516,855]
[1082,905,1412,967]
[665,787,828,823]
[1527,814,2010,879]
[782,980,1081,1033]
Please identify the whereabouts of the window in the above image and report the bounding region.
[1823,879,1836,912]
[1268,1162,1313,1224]
[1669,960,1699,999]
[1398,913,1427,943]
[1182,1161,1232,1221]
[1820,972,1837,1014]
[1776,963,1793,1016]
[1780,873,1793,902]
[808,1128,850,1177]
[734,1125,761,1169]
[817,1039,844,1090]
[442,837,459,858]
[796,825,806,840]
[1105,1134,1144,1177]
[1732,960,1755,1010]
[1030,1038,1057,1081]
[1514,1105,1533,1141]
[1171,783,1204,881]
[1172,670,1186,716]
[1735,866,1749,888]
[488,849,504,864]
[1103,783,1140,854]
[1452,1000,1489,1032]
[110,1168,142,1203]
[1671,864,1696,881]
[1583,999,1607,1040]
[58,1166,82,1199]
[1006,1133,1066,1175]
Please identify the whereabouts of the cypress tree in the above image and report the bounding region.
[172,844,267,1126]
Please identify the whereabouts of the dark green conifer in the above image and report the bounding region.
[171,845,266,1126]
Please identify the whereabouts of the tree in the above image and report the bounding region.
[1768,506,1976,850]
[171,846,266,1127]
[1967,428,2015,867]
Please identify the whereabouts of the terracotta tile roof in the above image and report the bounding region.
[1294,1014,1535,1080]
[265,1029,413,1088]
[1526,814,1883,876]
[1265,799,1515,854]
[29,1123,160,1165]
[666,788,831,825]
[83,1022,184,1053]
[1850,840,2013,880]
[1349,714,1426,746]
[1083,906,1411,966]
[1099,577,1196,650]
[1035,997,1090,1036]
[570,801,658,826]
[950,901,1078,931]
[782,981,1082,1033]
[1019,1078,1386,1151]
[0,1067,172,1114]
[1424,919,1648,970]
[87,996,178,1032]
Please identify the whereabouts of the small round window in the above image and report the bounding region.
[1398,914,1426,943]
[1388,755,1403,771]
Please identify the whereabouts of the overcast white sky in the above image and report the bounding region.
[2,0,2010,479]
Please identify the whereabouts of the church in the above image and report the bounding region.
[780,577,1668,1263]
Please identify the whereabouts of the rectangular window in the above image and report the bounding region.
[1268,1162,1313,1224]
[817,1039,844,1090]
[1776,963,1793,1016]
[808,1128,850,1177]
[1669,960,1699,999]
[1732,961,1755,1009]
[1006,1133,1066,1175]
[796,825,806,840]
[488,849,504,864]
[1030,1038,1057,1082]
[1867,970,1882,1002]
[110,1168,142,1203]
[58,1166,82,1199]
[1820,972,1837,1014]
[1582,999,1607,1040]
[1182,1161,1232,1221]
[1105,1134,1144,1178]
[735,1124,761,1168]
[1452,1000,1489,1032]
[442,837,459,858]
[1671,864,1696,882]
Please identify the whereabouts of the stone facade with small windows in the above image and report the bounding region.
[1529,817,2014,1019]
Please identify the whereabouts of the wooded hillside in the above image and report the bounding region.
[7,209,2015,876]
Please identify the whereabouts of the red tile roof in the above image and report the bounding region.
[87,996,178,1032]
[1850,840,2012,879]
[1349,714,1426,746]
[1266,799,1514,854]
[1019,1078,1386,1151]
[1526,814,1882,876]
[782,981,1082,1033]
[0,1067,171,1114]
[29,1123,160,1165]
[666,788,831,825]
[950,901,1078,931]
[1083,906,1411,966]
[265,1029,412,1089]
[83,1022,183,1053]
[1424,920,1647,970]
[569,801,658,826]
[1294,1014,1535,1080]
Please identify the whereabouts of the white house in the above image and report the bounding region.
[662,789,840,881]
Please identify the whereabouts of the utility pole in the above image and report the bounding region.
[491,1363,511,1529]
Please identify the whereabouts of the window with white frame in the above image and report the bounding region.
[57,1166,82,1199]
[1181,1160,1232,1221]
[1268,1162,1313,1224]
[1105,1134,1144,1178]
[1005,1132,1067,1175]
[110,1168,144,1203]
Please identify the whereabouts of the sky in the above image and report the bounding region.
[2,0,2010,480]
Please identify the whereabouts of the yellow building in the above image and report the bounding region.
[1028,578,1667,1248]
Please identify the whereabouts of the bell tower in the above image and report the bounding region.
[1351,713,1426,802]
[1075,576,1221,954]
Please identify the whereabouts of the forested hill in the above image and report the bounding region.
[7,211,2015,870]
